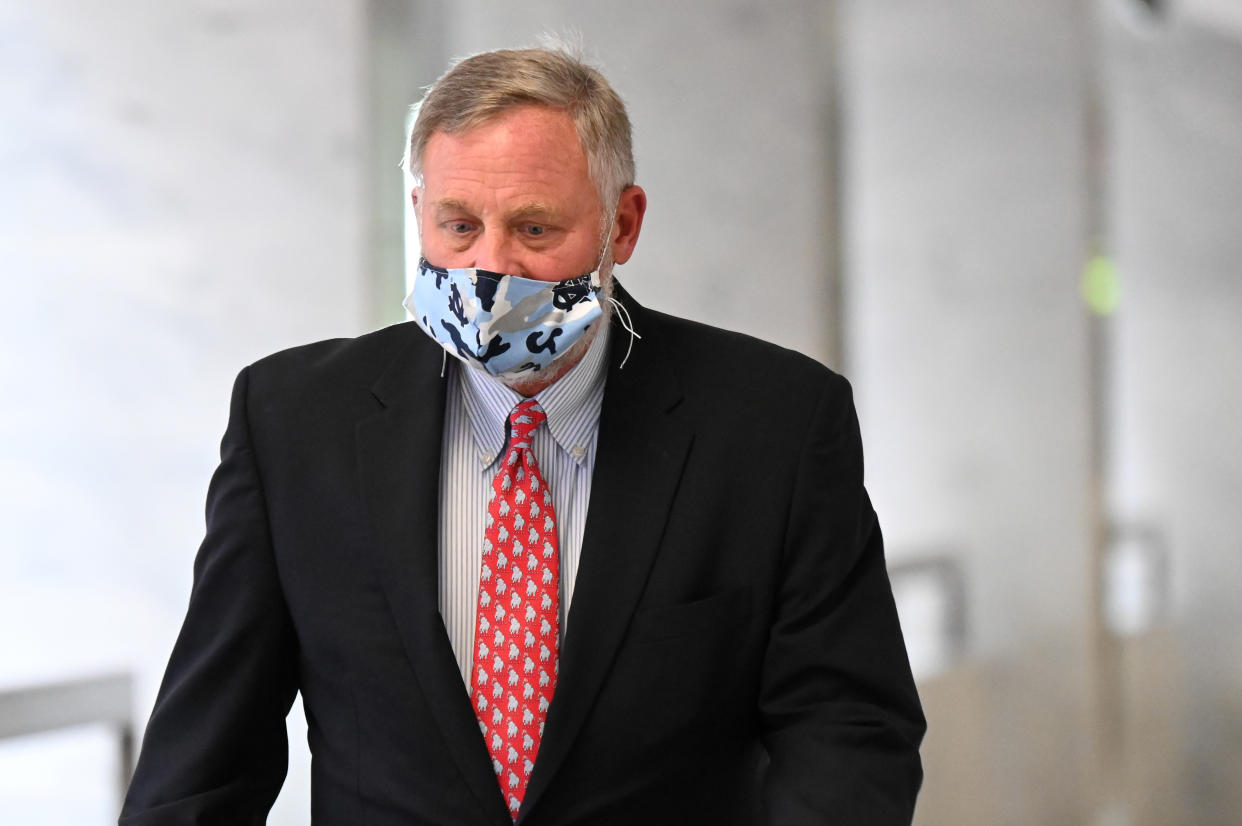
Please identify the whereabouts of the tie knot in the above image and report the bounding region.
[508,400,546,445]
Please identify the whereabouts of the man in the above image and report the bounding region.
[121,46,924,825]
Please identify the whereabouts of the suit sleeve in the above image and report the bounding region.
[120,366,299,825]
[759,372,926,825]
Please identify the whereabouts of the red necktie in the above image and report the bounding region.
[471,399,560,818]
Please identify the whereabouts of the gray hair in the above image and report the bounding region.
[406,46,635,211]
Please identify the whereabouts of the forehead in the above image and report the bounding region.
[421,106,597,211]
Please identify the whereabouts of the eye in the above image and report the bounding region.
[446,221,473,234]
[523,224,546,237]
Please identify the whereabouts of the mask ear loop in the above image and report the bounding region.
[594,207,641,368]
[412,186,447,381]
[604,296,641,369]
[590,207,619,288]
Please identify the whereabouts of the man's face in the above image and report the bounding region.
[415,106,609,283]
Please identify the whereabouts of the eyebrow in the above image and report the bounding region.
[431,198,475,217]
[506,202,562,223]
[431,198,562,223]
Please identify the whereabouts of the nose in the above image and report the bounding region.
[471,232,522,276]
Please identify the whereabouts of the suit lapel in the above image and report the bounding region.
[356,333,510,824]
[520,288,694,819]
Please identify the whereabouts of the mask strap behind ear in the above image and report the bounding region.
[593,208,619,280]
[604,296,641,370]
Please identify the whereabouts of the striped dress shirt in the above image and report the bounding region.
[437,327,610,689]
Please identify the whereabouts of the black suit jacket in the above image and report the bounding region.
[121,286,925,825]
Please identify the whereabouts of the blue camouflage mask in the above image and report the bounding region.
[404,258,604,381]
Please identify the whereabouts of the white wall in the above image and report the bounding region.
[0,2,368,823]
[1108,8,1242,821]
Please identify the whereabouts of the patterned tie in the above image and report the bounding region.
[471,399,560,818]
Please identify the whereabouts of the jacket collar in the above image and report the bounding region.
[357,332,511,823]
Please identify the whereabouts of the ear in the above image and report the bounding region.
[410,187,425,243]
[609,185,646,266]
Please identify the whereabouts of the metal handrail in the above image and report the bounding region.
[0,672,135,810]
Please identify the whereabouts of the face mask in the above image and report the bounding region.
[404,258,604,381]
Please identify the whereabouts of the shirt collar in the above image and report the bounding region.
[457,325,610,470]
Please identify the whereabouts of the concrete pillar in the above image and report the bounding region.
[842,1,1097,822]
